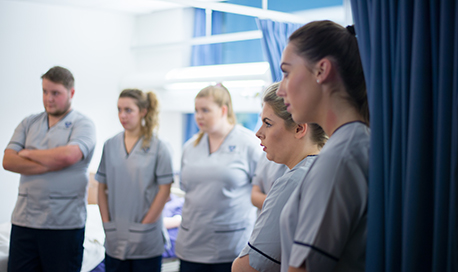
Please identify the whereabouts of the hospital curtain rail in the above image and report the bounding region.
[350,0,458,271]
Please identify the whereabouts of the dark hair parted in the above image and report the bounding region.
[41,66,74,90]
[194,84,236,146]
[289,20,369,125]
[120,89,159,149]
[263,82,328,149]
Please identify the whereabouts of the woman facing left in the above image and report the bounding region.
[96,89,174,272]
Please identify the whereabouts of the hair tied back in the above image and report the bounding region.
[346,25,356,36]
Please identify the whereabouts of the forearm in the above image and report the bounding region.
[251,185,267,210]
[3,149,49,175]
[97,183,110,222]
[19,145,82,170]
[142,184,172,224]
[288,266,307,272]
[232,255,259,272]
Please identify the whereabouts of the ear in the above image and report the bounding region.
[294,123,308,139]
[140,108,147,117]
[221,105,228,117]
[69,88,75,99]
[315,58,333,84]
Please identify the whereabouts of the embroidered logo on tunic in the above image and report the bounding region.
[65,122,72,128]
[229,145,236,152]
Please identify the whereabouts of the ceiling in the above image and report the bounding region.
[9,0,215,14]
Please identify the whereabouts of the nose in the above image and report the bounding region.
[255,127,263,139]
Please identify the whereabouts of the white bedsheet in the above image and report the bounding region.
[0,204,105,272]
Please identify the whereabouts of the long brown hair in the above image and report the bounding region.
[119,89,159,149]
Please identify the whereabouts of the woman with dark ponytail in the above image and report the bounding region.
[277,21,370,272]
[96,89,174,272]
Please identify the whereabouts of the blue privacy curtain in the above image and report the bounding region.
[351,1,458,271]
[256,19,302,82]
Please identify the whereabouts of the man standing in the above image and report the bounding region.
[3,66,96,272]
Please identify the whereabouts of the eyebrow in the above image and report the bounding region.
[262,117,273,123]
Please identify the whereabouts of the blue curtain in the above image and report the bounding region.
[350,1,458,271]
[190,8,223,66]
[256,19,302,82]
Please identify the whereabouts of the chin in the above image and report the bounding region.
[266,153,275,162]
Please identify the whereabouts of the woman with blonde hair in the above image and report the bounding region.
[232,82,327,272]
[96,89,174,272]
[175,84,262,272]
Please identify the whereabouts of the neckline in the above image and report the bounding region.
[331,120,367,136]
[123,133,142,157]
[47,109,73,130]
[206,125,236,155]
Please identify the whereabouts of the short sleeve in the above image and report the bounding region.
[155,140,174,185]
[94,143,107,184]
[251,153,266,188]
[289,157,368,271]
[247,140,262,181]
[179,139,193,192]
[6,118,29,152]
[68,117,96,159]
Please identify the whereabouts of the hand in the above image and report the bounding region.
[18,149,30,158]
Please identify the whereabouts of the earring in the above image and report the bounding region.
[141,118,146,127]
[317,79,320,84]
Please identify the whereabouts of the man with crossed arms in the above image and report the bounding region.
[3,66,96,272]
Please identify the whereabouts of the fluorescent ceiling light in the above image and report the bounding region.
[165,62,270,81]
[165,80,266,91]
[221,80,266,88]
[165,82,217,90]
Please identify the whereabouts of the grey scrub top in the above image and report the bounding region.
[95,132,174,260]
[175,125,262,264]
[252,152,288,198]
[6,110,96,229]
[280,122,370,272]
[239,155,316,272]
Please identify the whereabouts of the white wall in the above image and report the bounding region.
[129,8,195,171]
[0,1,136,223]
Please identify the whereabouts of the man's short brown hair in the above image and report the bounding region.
[41,66,74,90]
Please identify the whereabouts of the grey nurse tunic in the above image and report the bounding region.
[280,122,370,272]
[7,110,96,229]
[95,132,174,260]
[252,152,288,200]
[239,155,316,272]
[175,125,262,264]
